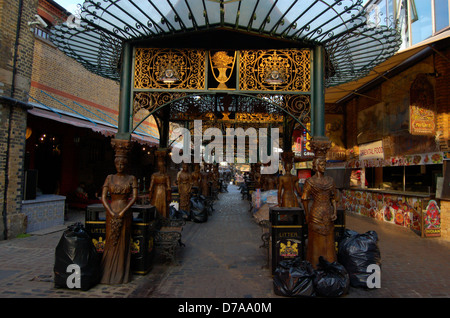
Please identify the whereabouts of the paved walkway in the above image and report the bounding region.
[0,185,449,298]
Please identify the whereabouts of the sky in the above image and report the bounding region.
[53,0,80,14]
[54,0,372,13]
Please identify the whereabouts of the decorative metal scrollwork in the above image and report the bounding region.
[239,49,311,92]
[134,48,206,90]
[133,91,187,115]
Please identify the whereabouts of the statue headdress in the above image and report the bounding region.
[310,136,331,160]
[281,151,294,164]
[111,139,132,159]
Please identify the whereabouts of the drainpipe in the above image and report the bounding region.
[2,0,24,240]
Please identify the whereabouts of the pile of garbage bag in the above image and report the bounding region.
[274,229,381,297]
[169,195,213,223]
[337,229,381,288]
[273,256,349,297]
[54,222,100,291]
[273,257,316,297]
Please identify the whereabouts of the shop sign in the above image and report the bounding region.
[359,140,384,160]
[292,126,314,158]
[346,152,444,169]
[410,106,436,136]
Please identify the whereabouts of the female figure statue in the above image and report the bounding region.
[100,139,138,284]
[212,164,220,193]
[177,162,192,212]
[253,163,262,189]
[191,163,202,194]
[301,137,337,268]
[200,163,210,197]
[278,152,301,207]
[191,163,201,187]
[149,149,171,218]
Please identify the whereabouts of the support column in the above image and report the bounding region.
[312,45,325,137]
[116,42,133,140]
[158,108,171,148]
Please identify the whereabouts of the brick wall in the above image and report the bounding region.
[29,38,121,122]
[434,45,450,241]
[434,45,450,152]
[0,0,39,239]
[29,37,159,136]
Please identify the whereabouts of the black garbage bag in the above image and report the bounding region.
[169,205,179,219]
[273,257,316,297]
[190,208,208,223]
[313,256,350,297]
[54,222,100,291]
[178,209,191,221]
[337,229,381,288]
[190,196,208,223]
[190,196,205,211]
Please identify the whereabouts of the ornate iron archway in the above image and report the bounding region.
[129,47,313,150]
[50,0,402,151]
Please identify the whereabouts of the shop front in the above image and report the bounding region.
[342,141,444,238]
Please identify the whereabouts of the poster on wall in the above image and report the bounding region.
[423,200,441,237]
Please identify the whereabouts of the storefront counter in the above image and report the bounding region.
[340,188,441,238]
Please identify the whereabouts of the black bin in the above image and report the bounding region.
[85,204,157,275]
[270,207,306,275]
[334,208,346,251]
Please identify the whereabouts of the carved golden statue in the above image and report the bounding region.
[278,152,301,207]
[212,164,220,192]
[250,163,262,189]
[200,163,210,197]
[262,162,278,191]
[100,139,138,284]
[177,162,192,212]
[149,149,171,218]
[191,163,201,187]
[301,137,338,268]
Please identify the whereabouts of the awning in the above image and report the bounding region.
[325,30,450,104]
[28,103,159,146]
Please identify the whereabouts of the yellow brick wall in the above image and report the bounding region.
[30,38,120,121]
[29,38,159,137]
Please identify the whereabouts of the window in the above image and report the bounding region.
[409,0,450,45]
[410,0,433,45]
[434,0,450,32]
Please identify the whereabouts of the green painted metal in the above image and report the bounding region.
[116,41,133,140]
[312,45,325,137]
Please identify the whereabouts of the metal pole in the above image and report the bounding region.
[116,41,133,140]
[312,45,325,137]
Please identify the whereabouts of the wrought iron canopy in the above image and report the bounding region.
[51,0,401,87]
